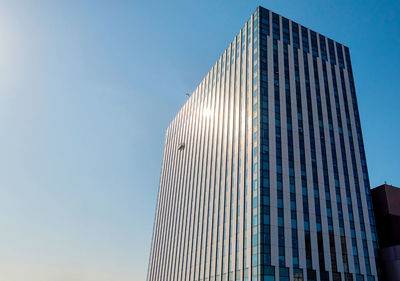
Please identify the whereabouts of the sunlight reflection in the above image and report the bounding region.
[203,107,213,119]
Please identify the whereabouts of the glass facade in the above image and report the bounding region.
[147,6,378,281]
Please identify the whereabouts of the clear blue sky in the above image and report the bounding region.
[0,0,398,280]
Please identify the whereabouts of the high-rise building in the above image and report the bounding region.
[371,183,400,281]
[147,6,378,281]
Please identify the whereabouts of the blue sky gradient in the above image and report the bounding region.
[0,1,399,280]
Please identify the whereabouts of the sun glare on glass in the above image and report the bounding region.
[203,108,213,118]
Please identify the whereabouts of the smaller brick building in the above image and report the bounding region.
[371,184,400,281]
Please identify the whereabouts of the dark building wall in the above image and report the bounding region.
[371,184,400,248]
[380,246,400,281]
[371,184,400,281]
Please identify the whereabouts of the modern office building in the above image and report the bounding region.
[147,6,378,281]
[371,184,400,281]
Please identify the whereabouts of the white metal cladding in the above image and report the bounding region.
[147,6,378,281]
